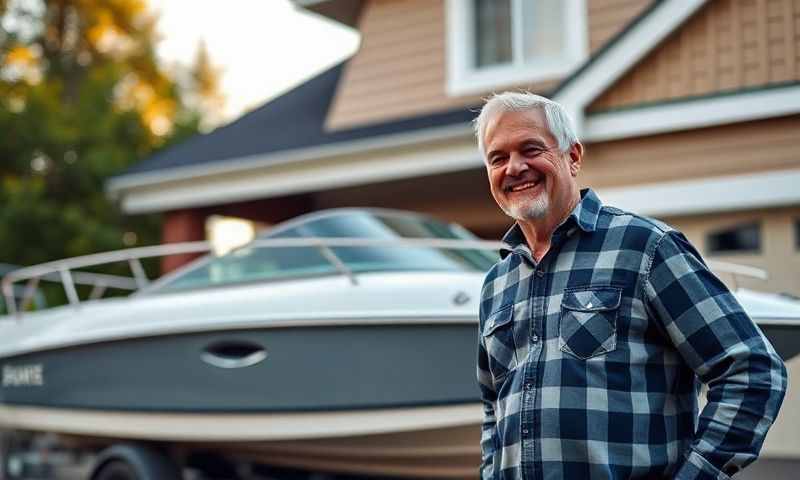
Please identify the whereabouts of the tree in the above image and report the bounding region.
[0,0,221,306]
[187,39,225,132]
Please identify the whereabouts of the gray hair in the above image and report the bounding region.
[473,92,579,157]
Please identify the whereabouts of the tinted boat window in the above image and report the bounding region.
[273,213,496,273]
[153,212,497,293]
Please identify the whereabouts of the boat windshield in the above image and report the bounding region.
[152,211,498,293]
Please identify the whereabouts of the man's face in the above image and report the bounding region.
[483,108,581,225]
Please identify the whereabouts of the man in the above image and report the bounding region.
[474,92,787,479]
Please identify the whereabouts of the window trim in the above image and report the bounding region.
[445,0,588,97]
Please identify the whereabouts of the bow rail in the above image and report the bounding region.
[1,237,505,319]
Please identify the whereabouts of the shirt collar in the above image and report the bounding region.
[499,188,602,258]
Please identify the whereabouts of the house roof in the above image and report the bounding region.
[118,62,479,179]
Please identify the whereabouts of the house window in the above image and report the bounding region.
[707,222,761,255]
[446,0,587,96]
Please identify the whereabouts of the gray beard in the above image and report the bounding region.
[502,194,550,222]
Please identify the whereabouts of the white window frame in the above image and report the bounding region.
[445,0,588,97]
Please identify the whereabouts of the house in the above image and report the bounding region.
[106,0,800,475]
[108,0,800,295]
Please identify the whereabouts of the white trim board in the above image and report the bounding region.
[121,138,483,214]
[554,0,708,134]
[584,85,800,142]
[596,168,800,218]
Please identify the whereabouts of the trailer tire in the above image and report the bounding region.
[90,444,181,480]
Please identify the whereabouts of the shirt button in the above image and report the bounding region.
[535,270,545,278]
[524,383,533,391]
[531,334,539,343]
[522,428,529,435]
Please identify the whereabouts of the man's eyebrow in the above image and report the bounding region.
[487,149,505,159]
[487,138,548,160]
[520,139,547,149]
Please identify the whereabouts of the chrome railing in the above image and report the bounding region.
[1,238,504,319]
[706,260,768,290]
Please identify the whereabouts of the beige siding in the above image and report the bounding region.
[327,0,653,131]
[588,0,654,52]
[325,0,474,131]
[579,116,800,189]
[668,208,800,296]
[590,0,800,111]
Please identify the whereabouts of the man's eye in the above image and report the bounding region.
[490,156,506,166]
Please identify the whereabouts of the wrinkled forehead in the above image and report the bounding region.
[483,108,555,150]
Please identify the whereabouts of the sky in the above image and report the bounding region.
[150,0,360,122]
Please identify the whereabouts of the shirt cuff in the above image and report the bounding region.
[673,449,733,480]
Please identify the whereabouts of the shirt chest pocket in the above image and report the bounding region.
[482,305,518,384]
[559,287,621,360]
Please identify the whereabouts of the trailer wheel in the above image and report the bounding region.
[90,443,181,480]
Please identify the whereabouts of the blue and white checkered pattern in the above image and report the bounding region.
[478,189,787,479]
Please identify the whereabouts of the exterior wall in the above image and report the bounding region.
[579,115,800,189]
[666,207,800,296]
[590,0,800,111]
[757,354,800,462]
[587,0,655,52]
[325,0,480,131]
[326,0,653,130]
[739,457,800,480]
[580,115,800,296]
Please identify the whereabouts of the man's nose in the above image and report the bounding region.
[506,153,529,176]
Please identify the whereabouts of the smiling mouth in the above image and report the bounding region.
[505,180,541,193]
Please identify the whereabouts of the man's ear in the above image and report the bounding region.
[568,142,583,176]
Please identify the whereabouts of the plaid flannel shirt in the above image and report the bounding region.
[477,189,787,480]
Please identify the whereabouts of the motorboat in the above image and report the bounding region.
[0,209,500,478]
[1,209,799,479]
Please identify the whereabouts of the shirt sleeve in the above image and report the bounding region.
[644,231,787,479]
[477,304,498,479]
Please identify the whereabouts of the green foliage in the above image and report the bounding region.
[0,0,218,307]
